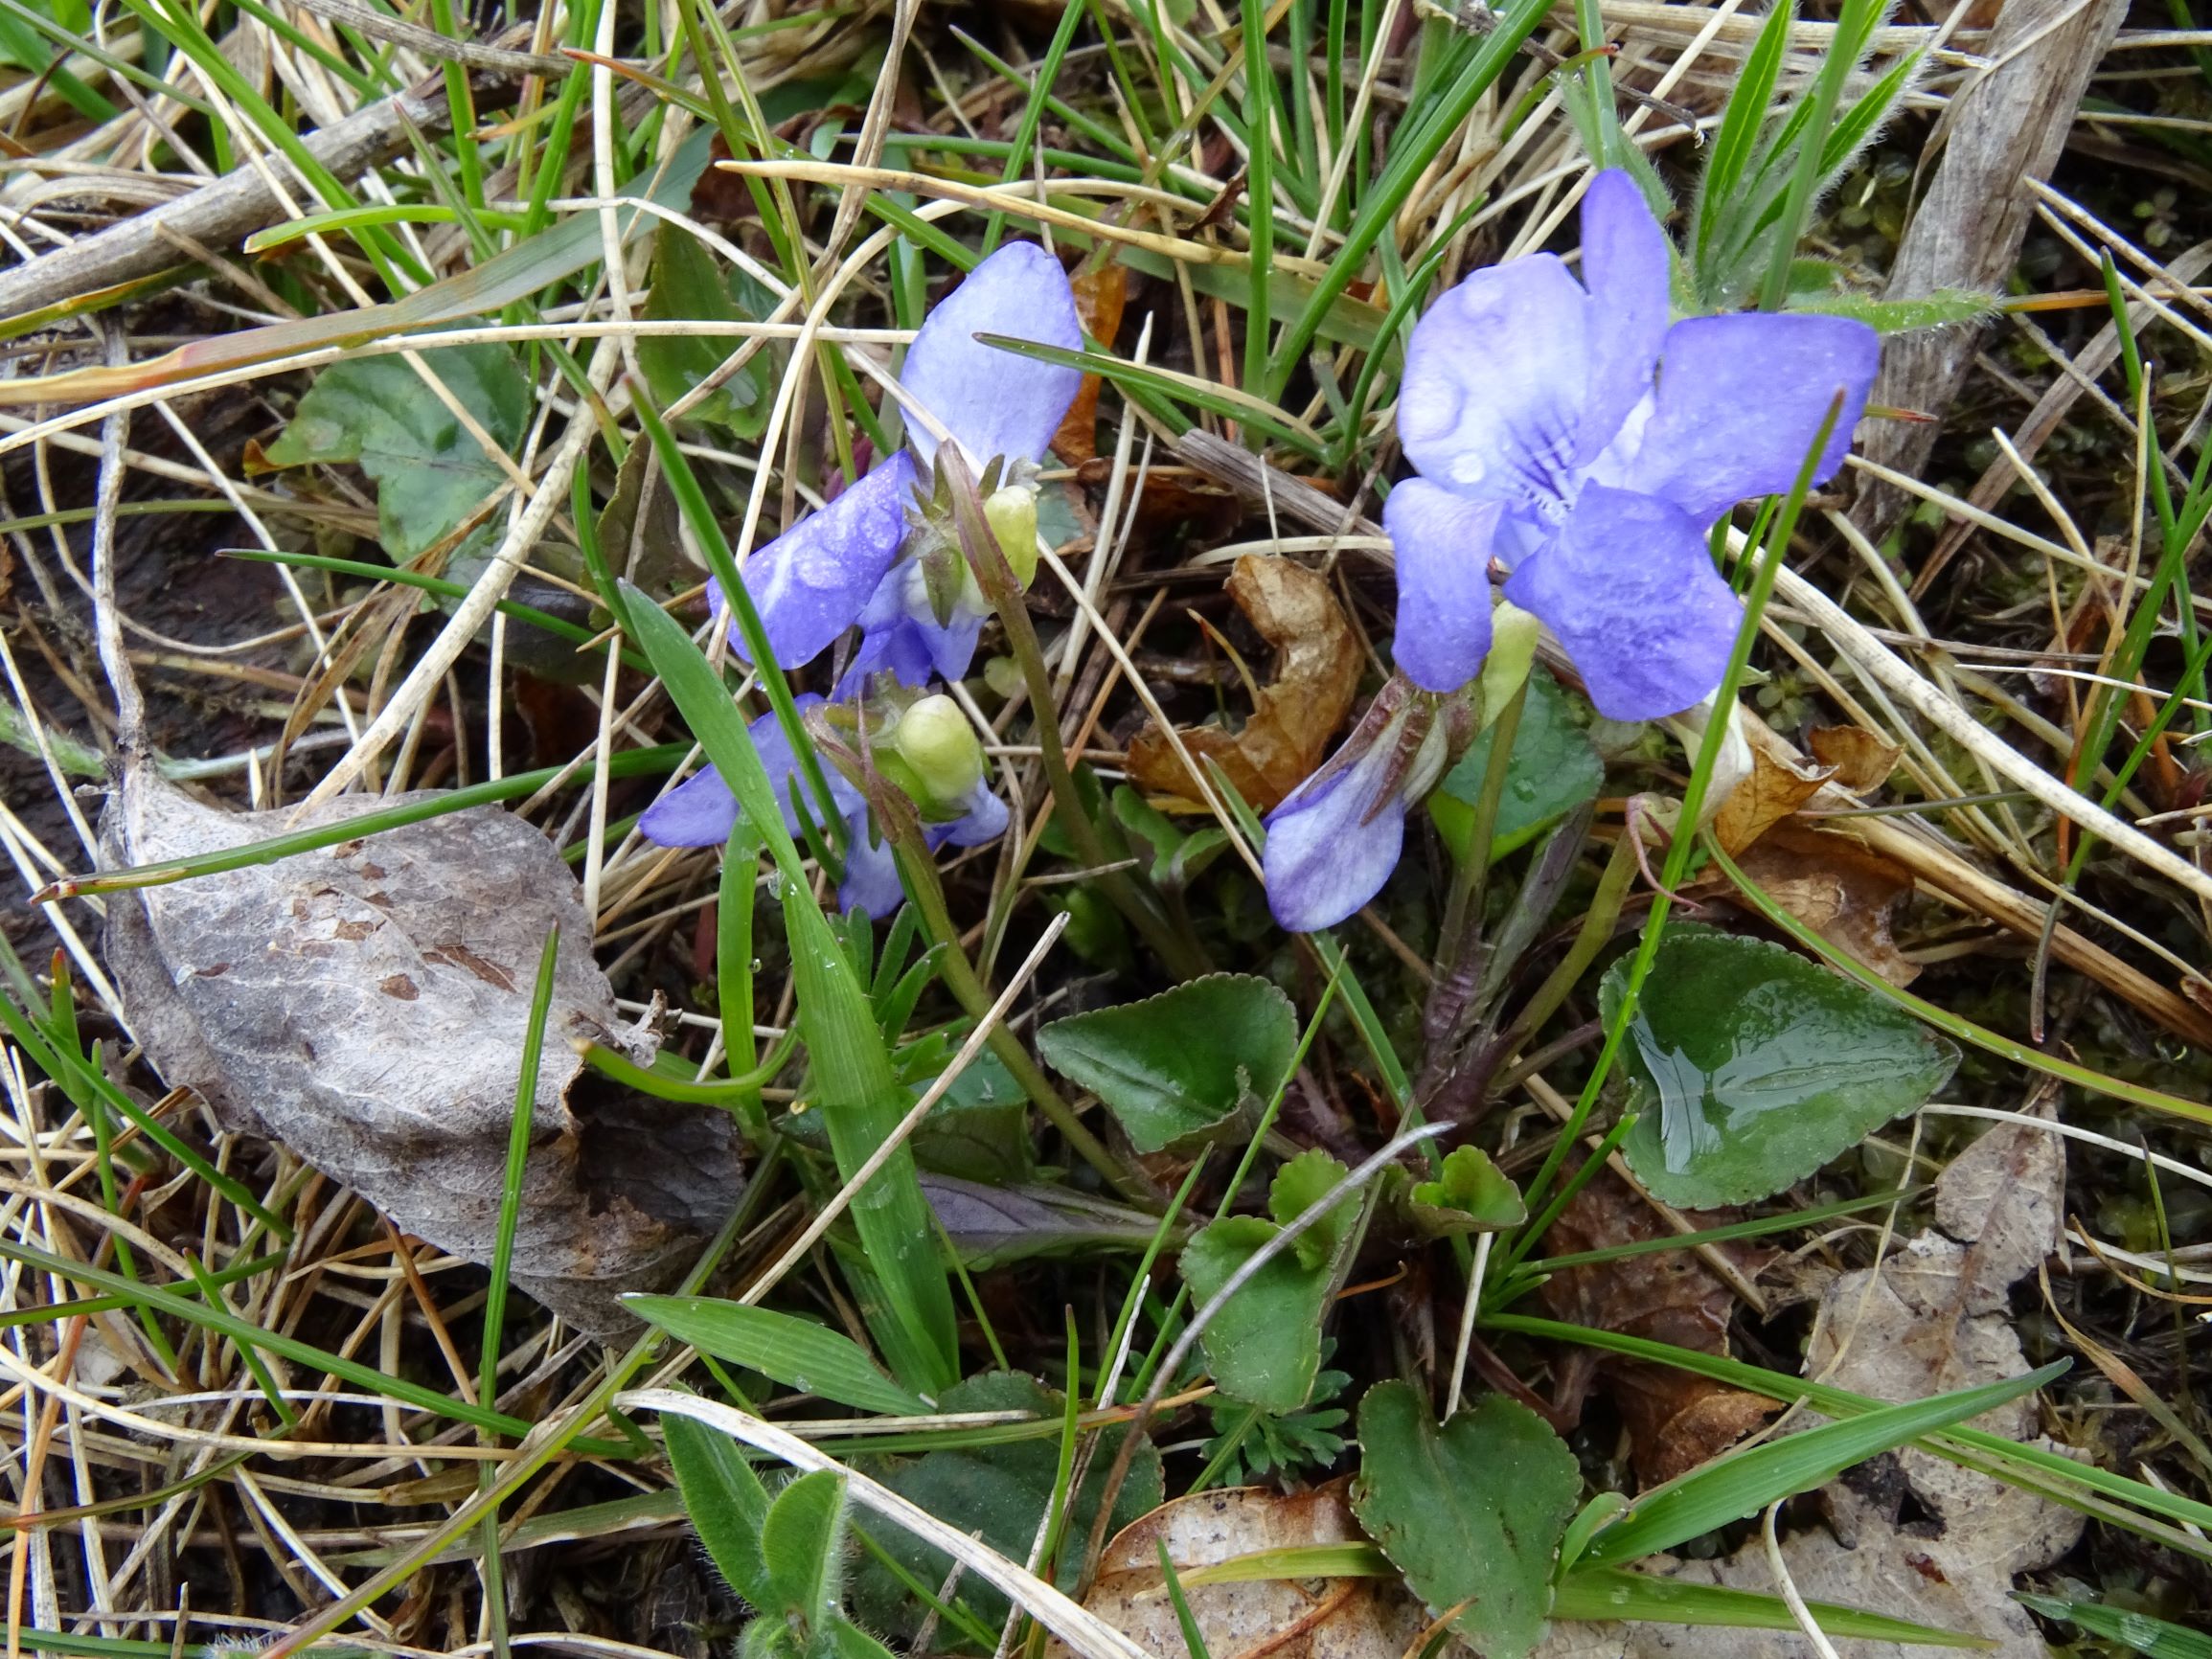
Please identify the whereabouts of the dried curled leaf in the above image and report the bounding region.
[101,763,742,1335]
[1126,555,1360,814]
[1534,1175,1776,1488]
[1807,723,1903,791]
[1727,820,1921,988]
[1711,743,1832,854]
[1047,1479,1428,1659]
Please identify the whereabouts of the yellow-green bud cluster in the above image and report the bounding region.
[883,693,985,819]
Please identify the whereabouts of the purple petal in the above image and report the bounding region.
[941,779,1009,848]
[1399,255,1590,516]
[901,243,1083,470]
[1504,485,1739,720]
[638,764,740,847]
[1262,742,1407,933]
[721,453,918,670]
[1576,170,1671,466]
[837,561,987,693]
[1619,313,1880,524]
[838,816,907,919]
[1383,478,1500,693]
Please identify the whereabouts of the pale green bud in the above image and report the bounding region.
[984,484,1039,586]
[892,693,984,808]
[1478,600,1542,728]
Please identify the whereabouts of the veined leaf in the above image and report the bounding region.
[625,1299,930,1418]
[1038,973,1297,1153]
[1606,925,1957,1207]
[1351,1383,1580,1659]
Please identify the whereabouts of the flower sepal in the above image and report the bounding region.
[1260,674,1482,934]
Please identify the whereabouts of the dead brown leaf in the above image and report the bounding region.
[102,763,743,1335]
[1534,1175,1775,1488]
[1713,745,1833,854]
[1808,724,1904,791]
[1047,1479,1429,1659]
[1538,1114,2079,1658]
[1049,259,1128,466]
[1729,820,1922,988]
[1125,555,1360,814]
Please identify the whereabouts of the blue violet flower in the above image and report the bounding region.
[639,692,1006,919]
[709,240,1082,688]
[1263,170,1881,933]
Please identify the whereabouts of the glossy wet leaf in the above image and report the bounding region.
[2014,1593,2212,1658]
[1351,1382,1580,1659]
[1037,973,1297,1152]
[262,343,529,561]
[1605,926,1957,1208]
[1180,1217,1333,1414]
[622,1298,930,1417]
[1429,669,1604,863]
[849,1372,1161,1644]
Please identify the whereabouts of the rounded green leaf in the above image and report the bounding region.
[1352,1382,1582,1659]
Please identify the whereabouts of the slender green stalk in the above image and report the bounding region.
[883,817,1154,1205]
[1509,395,1846,1262]
[941,451,1212,980]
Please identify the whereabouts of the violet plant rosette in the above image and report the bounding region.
[1262,170,1881,935]
[639,693,1007,919]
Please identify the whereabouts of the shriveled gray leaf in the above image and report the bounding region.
[101,763,741,1334]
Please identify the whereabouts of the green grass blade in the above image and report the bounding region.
[1486,1312,2212,1534]
[1579,1362,2065,1564]
[620,583,957,1395]
[2014,1594,2212,1657]
[1554,1568,1993,1647]
[627,1298,931,1416]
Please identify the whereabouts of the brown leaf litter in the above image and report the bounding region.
[1535,1174,1778,1489]
[1124,554,1361,814]
[101,761,743,1335]
[1536,1110,2079,1658]
[1049,1479,1432,1659]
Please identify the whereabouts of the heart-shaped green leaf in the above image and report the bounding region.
[1606,926,1958,1208]
[1429,668,1603,862]
[1407,1145,1526,1237]
[1352,1382,1581,1659]
[263,343,529,561]
[1038,973,1297,1152]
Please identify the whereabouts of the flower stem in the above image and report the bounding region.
[883,815,1161,1208]
[1432,674,1529,986]
[942,452,1214,981]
